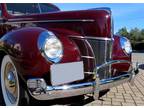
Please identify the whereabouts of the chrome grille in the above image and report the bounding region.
[87,38,112,79]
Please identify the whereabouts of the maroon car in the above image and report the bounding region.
[0,3,139,105]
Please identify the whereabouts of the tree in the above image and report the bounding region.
[129,27,141,41]
[117,27,129,38]
[117,27,144,42]
[141,29,144,36]
[117,27,144,51]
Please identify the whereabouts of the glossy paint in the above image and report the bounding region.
[0,27,82,79]
[1,4,112,38]
[0,3,131,81]
[112,35,131,73]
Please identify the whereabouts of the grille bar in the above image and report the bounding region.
[87,39,112,79]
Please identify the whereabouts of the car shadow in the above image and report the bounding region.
[30,95,94,106]
[30,90,109,106]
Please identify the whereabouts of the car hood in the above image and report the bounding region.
[8,9,112,38]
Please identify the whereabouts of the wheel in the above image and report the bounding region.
[0,55,30,106]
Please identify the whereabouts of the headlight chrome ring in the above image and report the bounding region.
[38,31,63,63]
[120,36,132,55]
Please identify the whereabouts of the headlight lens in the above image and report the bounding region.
[120,37,132,54]
[44,37,63,60]
[38,31,63,63]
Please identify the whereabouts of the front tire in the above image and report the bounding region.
[0,55,29,106]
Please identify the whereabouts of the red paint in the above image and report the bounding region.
[1,4,112,38]
[0,3,131,80]
[1,27,81,78]
[112,35,131,72]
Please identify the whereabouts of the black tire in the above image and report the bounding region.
[0,55,30,106]
[99,89,110,98]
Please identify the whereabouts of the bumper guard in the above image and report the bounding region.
[27,60,139,100]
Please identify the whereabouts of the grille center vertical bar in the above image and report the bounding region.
[87,38,112,80]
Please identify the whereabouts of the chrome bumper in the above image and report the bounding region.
[27,60,139,100]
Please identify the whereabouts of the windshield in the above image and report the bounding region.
[6,3,60,15]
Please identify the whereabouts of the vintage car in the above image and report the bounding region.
[0,3,139,106]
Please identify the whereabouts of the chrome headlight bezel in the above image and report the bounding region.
[38,31,63,63]
[120,36,132,55]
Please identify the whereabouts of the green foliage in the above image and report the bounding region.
[117,27,129,38]
[116,27,144,50]
[117,27,144,41]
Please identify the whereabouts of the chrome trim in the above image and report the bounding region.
[119,36,132,56]
[89,7,111,14]
[96,60,132,70]
[38,30,63,63]
[81,56,95,59]
[27,73,132,100]
[93,74,100,100]
[7,71,16,88]
[71,35,113,81]
[69,35,112,41]
[92,59,132,99]
[6,19,95,24]
[27,60,136,100]
[87,38,112,80]
[84,72,94,75]
[38,3,42,13]
[86,37,112,41]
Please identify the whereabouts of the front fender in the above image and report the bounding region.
[112,35,131,73]
[0,27,50,79]
[0,27,81,81]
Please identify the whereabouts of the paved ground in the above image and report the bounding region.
[1,53,144,106]
[85,52,144,106]
[37,52,144,106]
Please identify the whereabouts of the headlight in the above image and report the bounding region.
[120,37,132,54]
[38,31,63,63]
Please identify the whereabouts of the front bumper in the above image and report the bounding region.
[27,60,139,100]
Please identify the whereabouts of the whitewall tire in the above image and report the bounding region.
[0,55,29,106]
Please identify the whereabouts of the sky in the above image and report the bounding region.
[54,3,144,33]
